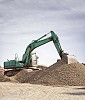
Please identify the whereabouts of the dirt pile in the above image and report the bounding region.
[29,63,85,86]
[13,69,35,83]
[0,67,10,82]
[13,60,85,86]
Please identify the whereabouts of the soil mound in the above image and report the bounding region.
[13,69,35,83]
[29,63,85,86]
[11,60,85,86]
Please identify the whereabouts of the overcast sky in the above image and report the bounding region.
[0,0,85,67]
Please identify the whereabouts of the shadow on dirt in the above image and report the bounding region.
[62,87,85,96]
[63,92,85,95]
[74,87,85,90]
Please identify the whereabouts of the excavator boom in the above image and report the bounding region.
[22,31,63,66]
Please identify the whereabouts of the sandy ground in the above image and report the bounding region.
[0,82,85,100]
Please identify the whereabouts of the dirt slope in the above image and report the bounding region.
[13,60,85,86]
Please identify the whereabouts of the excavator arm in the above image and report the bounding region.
[51,31,63,58]
[22,31,63,66]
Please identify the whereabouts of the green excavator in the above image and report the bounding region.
[4,31,78,70]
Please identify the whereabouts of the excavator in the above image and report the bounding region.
[4,31,78,76]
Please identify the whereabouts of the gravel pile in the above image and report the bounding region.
[29,63,85,86]
[13,69,35,83]
[13,60,85,86]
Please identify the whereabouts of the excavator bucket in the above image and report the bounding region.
[62,53,78,64]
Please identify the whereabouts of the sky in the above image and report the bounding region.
[0,0,85,67]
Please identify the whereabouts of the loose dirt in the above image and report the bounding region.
[11,60,85,86]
